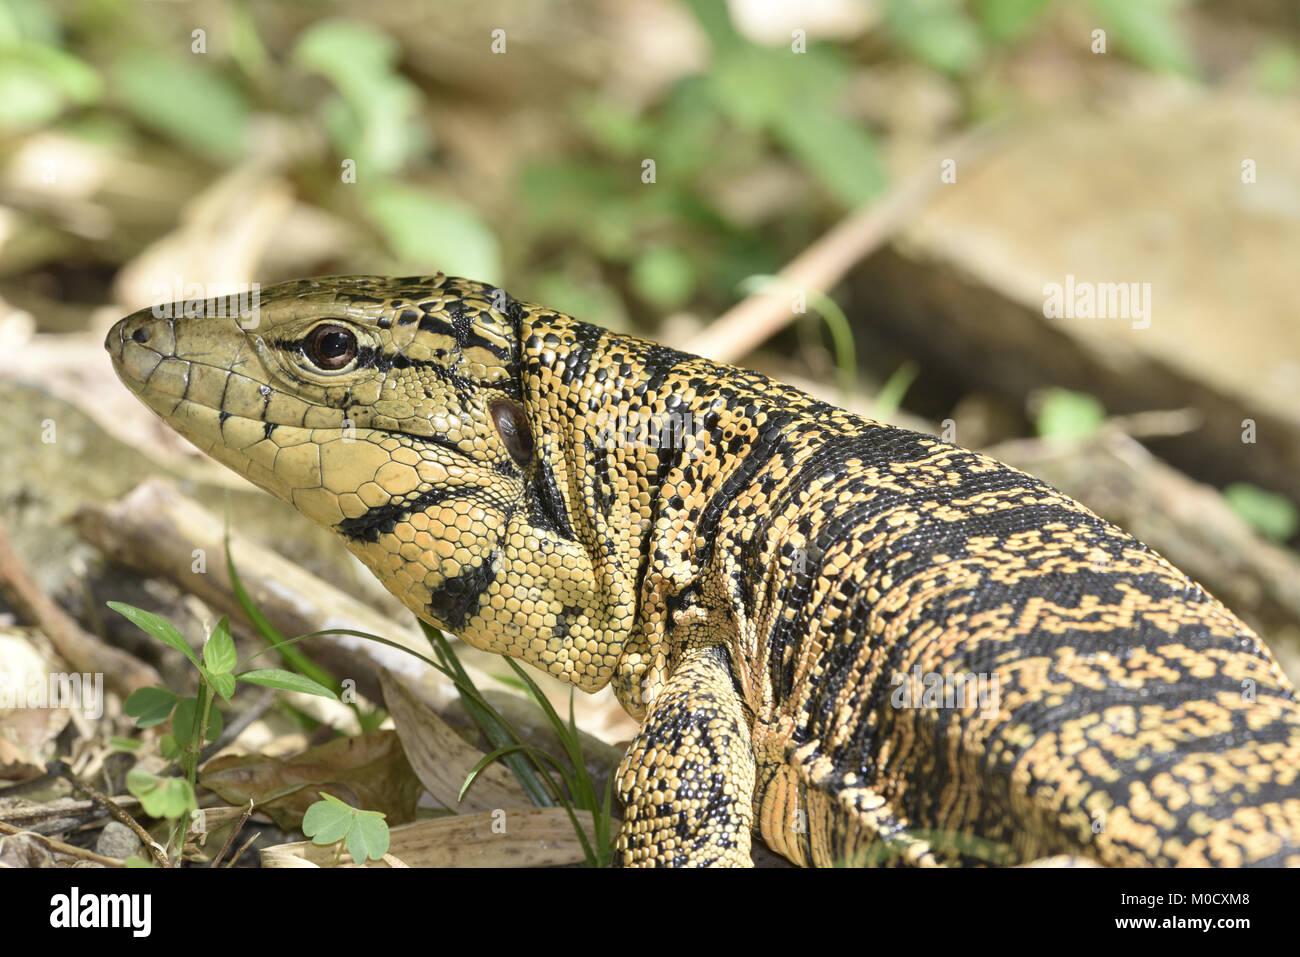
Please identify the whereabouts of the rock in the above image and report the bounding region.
[853,91,1300,507]
[94,820,142,860]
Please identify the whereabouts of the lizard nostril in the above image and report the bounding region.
[131,325,151,344]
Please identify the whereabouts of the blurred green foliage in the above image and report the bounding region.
[112,51,250,161]
[1250,43,1300,94]
[291,20,428,176]
[1034,388,1106,441]
[1085,0,1198,77]
[0,0,1207,323]
[892,0,1198,76]
[0,1,101,132]
[1224,484,1300,543]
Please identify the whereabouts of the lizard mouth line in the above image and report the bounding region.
[107,316,476,460]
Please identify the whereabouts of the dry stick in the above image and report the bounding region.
[0,519,162,696]
[685,123,1007,365]
[50,761,169,867]
[210,800,256,868]
[227,830,261,868]
[0,821,125,867]
[1102,408,1202,440]
[0,797,137,826]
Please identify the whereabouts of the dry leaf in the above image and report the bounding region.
[199,728,420,830]
[260,807,590,868]
[380,671,532,814]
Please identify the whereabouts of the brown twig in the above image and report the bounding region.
[227,830,261,868]
[0,518,162,696]
[0,798,111,825]
[0,820,125,867]
[210,800,256,868]
[685,122,1008,364]
[50,760,170,867]
[1103,408,1203,440]
[0,795,141,841]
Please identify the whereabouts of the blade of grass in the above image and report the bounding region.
[505,659,599,811]
[737,275,858,406]
[421,622,554,808]
[873,359,919,420]
[225,537,333,690]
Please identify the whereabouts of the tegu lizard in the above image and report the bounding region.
[106,274,1300,867]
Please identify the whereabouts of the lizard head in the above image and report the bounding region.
[106,274,635,694]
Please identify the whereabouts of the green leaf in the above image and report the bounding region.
[679,0,745,53]
[173,696,223,743]
[123,686,178,729]
[364,185,501,283]
[154,779,196,819]
[292,19,427,174]
[0,44,101,132]
[576,96,650,156]
[203,668,237,703]
[204,617,237,675]
[159,734,181,760]
[1086,0,1197,77]
[648,79,732,179]
[1224,483,1300,542]
[709,46,848,132]
[518,163,638,260]
[883,0,985,75]
[303,796,354,845]
[302,795,389,863]
[1034,389,1105,441]
[774,106,886,206]
[111,51,250,161]
[1250,44,1300,95]
[107,602,199,667]
[126,767,157,796]
[126,768,196,819]
[975,0,1053,44]
[236,668,338,700]
[0,0,61,45]
[709,47,794,131]
[123,855,156,868]
[109,736,142,752]
[346,811,390,863]
[294,19,396,75]
[630,246,696,310]
[0,66,63,131]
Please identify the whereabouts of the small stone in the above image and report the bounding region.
[95,821,141,860]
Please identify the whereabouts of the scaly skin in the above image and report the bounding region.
[106,274,1300,867]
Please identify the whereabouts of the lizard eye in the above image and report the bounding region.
[490,400,534,467]
[305,323,358,371]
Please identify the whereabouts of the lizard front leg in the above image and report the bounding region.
[614,643,756,867]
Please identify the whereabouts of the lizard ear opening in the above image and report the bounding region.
[490,399,534,467]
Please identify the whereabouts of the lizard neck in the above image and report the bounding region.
[518,311,705,716]
[517,307,855,719]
